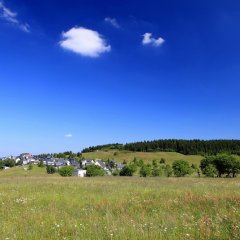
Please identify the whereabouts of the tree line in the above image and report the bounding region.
[124,139,240,155]
[82,140,240,155]
[116,154,240,178]
[81,143,123,153]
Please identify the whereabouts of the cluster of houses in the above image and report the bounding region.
[0,153,125,177]
[0,153,38,165]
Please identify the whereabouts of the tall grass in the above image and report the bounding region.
[0,171,239,239]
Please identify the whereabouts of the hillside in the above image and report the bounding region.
[82,150,203,165]
[82,140,240,155]
[0,165,49,178]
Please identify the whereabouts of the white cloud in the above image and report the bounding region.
[0,1,30,33]
[104,17,120,28]
[19,23,30,33]
[59,27,111,57]
[64,133,73,138]
[142,33,164,47]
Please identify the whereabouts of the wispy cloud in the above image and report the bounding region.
[104,17,120,29]
[64,133,73,138]
[0,1,30,32]
[59,27,111,57]
[142,33,164,47]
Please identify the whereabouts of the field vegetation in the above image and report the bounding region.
[0,170,239,240]
[82,150,203,165]
[1,148,240,239]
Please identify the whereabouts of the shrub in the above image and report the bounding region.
[120,165,136,176]
[152,166,161,176]
[59,166,74,177]
[0,161,4,169]
[28,164,33,170]
[86,165,105,177]
[0,159,16,169]
[152,160,158,167]
[203,164,218,177]
[3,159,15,168]
[112,169,120,176]
[160,158,166,164]
[138,159,144,167]
[165,164,173,177]
[191,163,198,170]
[46,165,56,174]
[200,156,215,174]
[140,164,152,177]
[38,160,44,168]
[172,160,192,177]
[129,163,138,172]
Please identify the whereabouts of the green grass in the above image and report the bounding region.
[0,165,47,177]
[0,166,239,239]
[83,150,203,165]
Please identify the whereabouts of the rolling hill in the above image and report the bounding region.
[82,150,203,165]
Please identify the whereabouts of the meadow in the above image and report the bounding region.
[0,166,240,239]
[82,150,203,165]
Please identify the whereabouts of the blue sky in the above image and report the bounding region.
[0,0,240,155]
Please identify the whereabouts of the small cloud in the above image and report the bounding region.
[0,1,30,33]
[59,27,111,57]
[64,134,73,138]
[142,33,164,47]
[104,17,120,28]
[19,23,30,33]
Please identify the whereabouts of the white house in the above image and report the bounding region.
[66,160,70,166]
[30,158,39,165]
[15,157,21,164]
[22,159,30,165]
[95,159,107,170]
[74,169,87,177]
[81,159,95,168]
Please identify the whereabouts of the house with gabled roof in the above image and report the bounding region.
[95,159,107,170]
[69,159,79,168]
[81,159,95,168]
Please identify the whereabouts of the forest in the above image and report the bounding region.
[82,139,240,155]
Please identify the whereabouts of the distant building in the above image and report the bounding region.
[116,163,125,171]
[55,159,66,167]
[15,157,21,164]
[81,159,95,168]
[46,159,55,166]
[69,159,79,168]
[74,169,87,177]
[95,160,107,170]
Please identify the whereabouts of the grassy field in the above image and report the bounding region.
[0,165,48,177]
[82,150,203,165]
[0,166,240,239]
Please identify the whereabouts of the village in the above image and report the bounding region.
[0,153,125,177]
